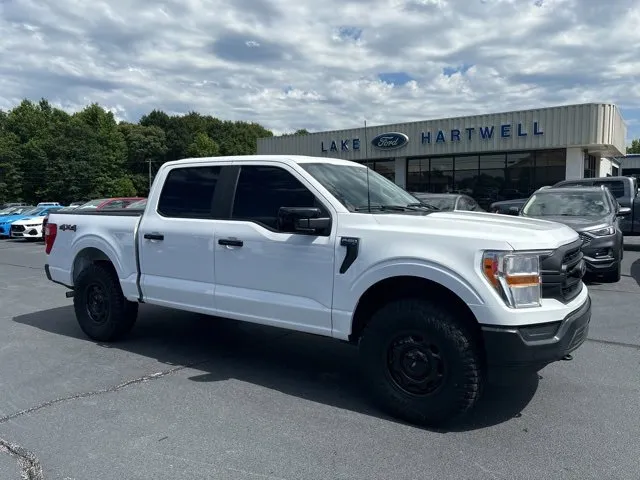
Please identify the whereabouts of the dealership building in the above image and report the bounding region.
[257,103,627,205]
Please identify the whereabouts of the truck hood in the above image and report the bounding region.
[373,210,579,250]
[521,214,610,232]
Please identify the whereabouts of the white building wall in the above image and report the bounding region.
[599,157,613,177]
[565,147,584,179]
[258,103,627,161]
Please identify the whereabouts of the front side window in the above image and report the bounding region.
[231,165,327,230]
[300,162,420,212]
[522,191,611,217]
[157,166,221,218]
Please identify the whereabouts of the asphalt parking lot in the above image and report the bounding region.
[0,239,639,480]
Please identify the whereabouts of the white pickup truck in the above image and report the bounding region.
[44,155,591,426]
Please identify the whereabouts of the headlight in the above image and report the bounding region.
[586,225,615,237]
[482,251,546,308]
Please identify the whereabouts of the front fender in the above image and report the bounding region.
[349,258,486,310]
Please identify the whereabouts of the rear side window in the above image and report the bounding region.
[593,180,625,198]
[231,165,327,230]
[158,166,221,218]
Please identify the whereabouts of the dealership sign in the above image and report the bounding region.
[370,132,409,150]
[320,121,544,153]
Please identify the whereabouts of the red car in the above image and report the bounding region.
[43,197,145,242]
[76,197,146,210]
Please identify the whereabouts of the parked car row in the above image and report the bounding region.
[485,176,640,282]
[0,197,147,241]
[410,177,638,283]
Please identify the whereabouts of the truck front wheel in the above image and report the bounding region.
[359,298,484,426]
[73,263,138,342]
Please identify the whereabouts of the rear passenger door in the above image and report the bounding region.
[138,164,224,313]
[213,163,337,336]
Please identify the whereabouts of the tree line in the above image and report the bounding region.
[0,98,310,205]
[1,98,638,205]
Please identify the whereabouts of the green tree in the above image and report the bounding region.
[627,139,640,154]
[186,132,220,157]
[283,128,310,136]
[0,132,23,203]
[119,123,168,195]
[0,98,276,204]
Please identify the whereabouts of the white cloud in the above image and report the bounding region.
[0,0,639,142]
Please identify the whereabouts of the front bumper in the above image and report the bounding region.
[579,234,621,273]
[481,295,591,370]
[10,225,42,239]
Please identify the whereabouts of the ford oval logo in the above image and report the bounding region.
[370,132,409,150]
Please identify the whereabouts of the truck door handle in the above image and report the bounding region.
[144,233,164,241]
[218,238,243,247]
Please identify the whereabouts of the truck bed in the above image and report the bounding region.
[51,208,144,216]
[46,209,143,301]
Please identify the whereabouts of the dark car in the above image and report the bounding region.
[519,186,629,282]
[553,176,640,235]
[410,193,484,212]
[489,198,529,215]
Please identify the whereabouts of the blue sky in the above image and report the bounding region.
[0,0,638,146]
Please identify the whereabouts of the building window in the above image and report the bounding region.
[406,148,567,205]
[506,152,535,199]
[612,165,619,176]
[475,154,505,208]
[584,153,597,178]
[406,158,429,192]
[430,157,453,192]
[533,149,566,190]
[453,156,479,194]
[362,159,396,182]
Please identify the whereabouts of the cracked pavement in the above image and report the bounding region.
[0,238,639,479]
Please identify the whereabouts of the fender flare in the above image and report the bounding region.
[349,258,486,314]
[70,235,125,282]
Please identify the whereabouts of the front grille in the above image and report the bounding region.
[578,233,592,246]
[11,224,25,233]
[541,239,585,303]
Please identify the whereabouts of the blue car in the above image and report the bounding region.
[0,206,59,238]
[0,206,36,237]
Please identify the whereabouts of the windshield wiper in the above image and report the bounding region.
[354,204,434,212]
[407,202,440,211]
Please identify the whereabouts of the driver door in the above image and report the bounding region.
[213,163,336,336]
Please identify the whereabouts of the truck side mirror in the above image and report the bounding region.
[278,207,331,235]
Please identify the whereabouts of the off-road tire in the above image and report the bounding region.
[359,298,484,427]
[73,263,138,341]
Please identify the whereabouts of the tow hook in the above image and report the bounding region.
[562,354,573,361]
[65,290,75,298]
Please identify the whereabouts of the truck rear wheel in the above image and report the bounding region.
[358,298,483,426]
[73,263,138,342]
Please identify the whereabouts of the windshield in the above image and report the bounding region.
[299,163,422,211]
[522,191,611,217]
[414,195,456,211]
[20,207,44,216]
[78,198,108,209]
